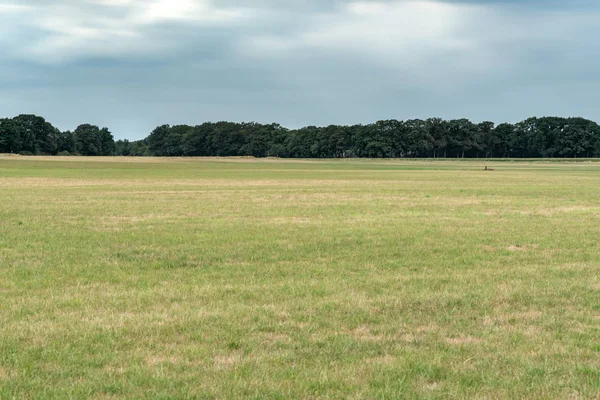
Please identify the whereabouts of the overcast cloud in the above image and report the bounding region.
[1,0,599,139]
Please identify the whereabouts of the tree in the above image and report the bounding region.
[398,119,433,157]
[115,139,131,156]
[493,123,514,158]
[57,130,76,154]
[10,114,61,155]
[427,118,448,158]
[354,122,392,158]
[447,119,476,158]
[4,112,600,159]
[286,126,320,158]
[476,121,495,158]
[147,125,172,156]
[100,128,115,156]
[0,118,19,153]
[74,124,115,156]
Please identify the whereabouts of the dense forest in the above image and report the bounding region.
[0,115,115,156]
[2,114,600,158]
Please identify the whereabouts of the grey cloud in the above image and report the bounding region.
[1,0,600,139]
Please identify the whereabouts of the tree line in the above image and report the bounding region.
[0,115,114,156]
[3,114,600,158]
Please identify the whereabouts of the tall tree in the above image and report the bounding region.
[147,125,172,156]
[74,124,115,156]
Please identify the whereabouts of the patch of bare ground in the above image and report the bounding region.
[0,366,9,380]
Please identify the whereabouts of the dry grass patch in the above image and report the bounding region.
[536,205,599,216]
[422,381,442,391]
[366,354,396,365]
[104,365,127,375]
[507,244,539,252]
[445,336,482,345]
[260,332,291,344]
[415,324,441,334]
[350,326,386,342]
[213,351,244,370]
[0,367,10,380]
[145,356,181,367]
[500,310,543,321]
[397,333,417,343]
[265,217,322,226]
[483,310,543,326]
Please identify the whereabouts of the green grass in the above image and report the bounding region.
[1,156,599,399]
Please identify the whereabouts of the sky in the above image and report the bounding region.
[1,0,600,140]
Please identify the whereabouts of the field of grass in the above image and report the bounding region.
[1,156,600,399]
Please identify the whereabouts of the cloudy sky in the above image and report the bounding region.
[1,0,599,139]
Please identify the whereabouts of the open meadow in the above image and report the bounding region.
[1,156,600,399]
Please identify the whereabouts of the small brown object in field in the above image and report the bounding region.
[485,166,494,171]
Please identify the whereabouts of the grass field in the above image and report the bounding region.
[1,156,600,399]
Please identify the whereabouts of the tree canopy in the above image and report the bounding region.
[2,114,600,158]
[0,115,115,156]
[141,117,600,158]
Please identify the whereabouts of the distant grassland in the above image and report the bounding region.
[1,156,599,399]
